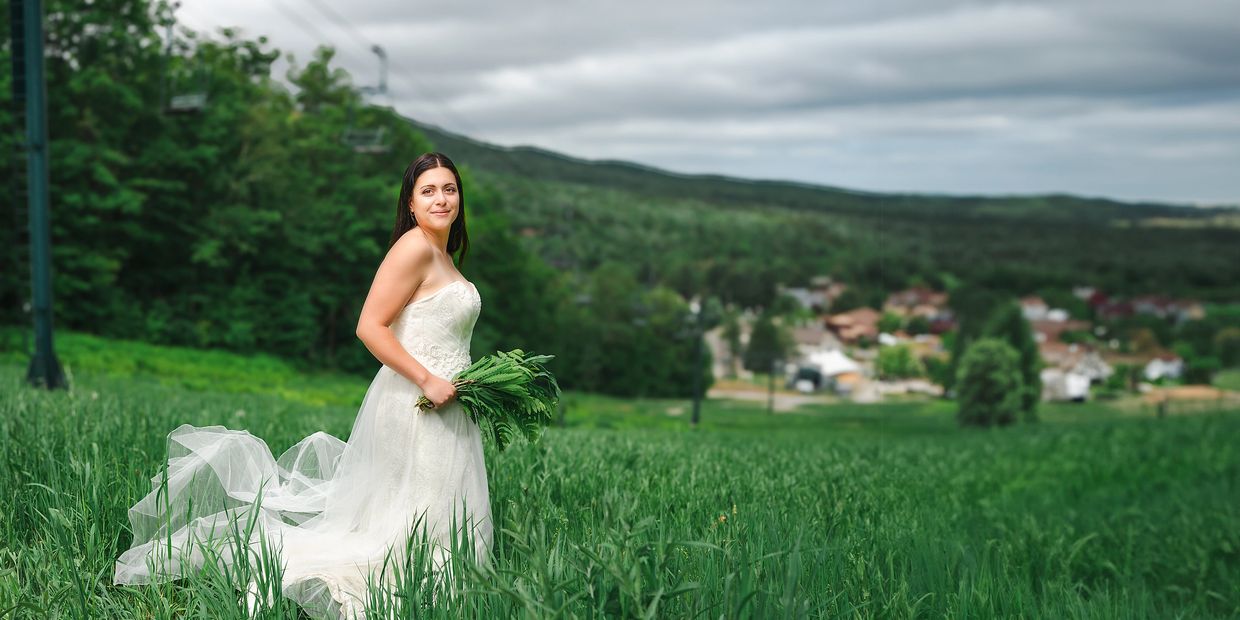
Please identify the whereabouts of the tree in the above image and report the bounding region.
[982,302,1042,421]
[956,338,1024,427]
[828,288,864,313]
[878,311,903,334]
[743,311,789,375]
[1129,327,1161,354]
[1216,327,1240,368]
[944,282,1005,394]
[906,315,931,336]
[877,344,924,380]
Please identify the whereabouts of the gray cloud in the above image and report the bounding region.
[179,0,1240,205]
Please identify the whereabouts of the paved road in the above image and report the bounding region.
[706,387,835,413]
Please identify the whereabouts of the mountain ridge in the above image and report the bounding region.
[406,118,1238,215]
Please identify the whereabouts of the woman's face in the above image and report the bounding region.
[409,166,460,233]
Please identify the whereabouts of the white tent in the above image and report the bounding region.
[806,349,862,377]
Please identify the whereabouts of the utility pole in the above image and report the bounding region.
[12,0,65,389]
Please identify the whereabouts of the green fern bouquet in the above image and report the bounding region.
[415,349,561,451]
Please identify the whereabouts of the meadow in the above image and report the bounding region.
[1,331,1238,618]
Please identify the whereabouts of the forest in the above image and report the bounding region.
[3,0,1239,398]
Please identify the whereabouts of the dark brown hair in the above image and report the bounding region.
[388,152,470,267]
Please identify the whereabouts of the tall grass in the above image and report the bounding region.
[0,353,1237,617]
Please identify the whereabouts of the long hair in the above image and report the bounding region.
[389,152,470,267]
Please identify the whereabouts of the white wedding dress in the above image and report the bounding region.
[113,279,492,619]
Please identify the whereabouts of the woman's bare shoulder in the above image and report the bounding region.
[388,228,434,266]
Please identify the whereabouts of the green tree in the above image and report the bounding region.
[1215,327,1240,368]
[982,302,1042,421]
[743,311,789,375]
[956,338,1024,427]
[877,344,924,380]
[878,311,903,334]
[906,315,931,336]
[828,288,864,313]
[945,283,1005,394]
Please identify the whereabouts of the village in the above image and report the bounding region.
[705,277,1213,405]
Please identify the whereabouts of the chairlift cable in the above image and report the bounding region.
[295,0,525,172]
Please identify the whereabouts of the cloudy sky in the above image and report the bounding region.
[177,1,1240,206]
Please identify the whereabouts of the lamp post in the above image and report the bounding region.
[768,357,780,415]
[689,298,704,428]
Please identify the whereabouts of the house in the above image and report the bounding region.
[883,287,949,319]
[1144,354,1184,381]
[791,323,837,359]
[1038,340,1113,401]
[908,333,944,356]
[1041,368,1092,401]
[927,312,957,335]
[1030,319,1093,344]
[778,286,830,313]
[1089,291,1137,321]
[1020,296,1049,321]
[1130,295,1206,324]
[1072,285,1097,300]
[825,307,881,344]
[1039,342,1112,380]
[811,276,850,312]
[1071,350,1114,383]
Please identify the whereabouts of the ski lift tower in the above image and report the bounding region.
[342,45,390,154]
[10,0,66,388]
[161,10,209,115]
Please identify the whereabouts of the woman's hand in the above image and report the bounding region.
[419,374,458,411]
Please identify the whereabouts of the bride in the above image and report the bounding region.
[112,152,493,618]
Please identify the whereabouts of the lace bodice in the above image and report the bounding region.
[389,280,481,380]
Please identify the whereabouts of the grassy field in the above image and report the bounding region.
[1,334,1238,618]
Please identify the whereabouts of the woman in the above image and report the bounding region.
[112,152,493,618]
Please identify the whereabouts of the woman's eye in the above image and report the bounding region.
[445,187,456,193]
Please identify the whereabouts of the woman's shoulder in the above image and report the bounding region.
[389,228,435,266]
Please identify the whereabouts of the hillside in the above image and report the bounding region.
[410,120,1240,305]
[410,119,1237,223]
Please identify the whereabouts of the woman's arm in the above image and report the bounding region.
[354,230,436,388]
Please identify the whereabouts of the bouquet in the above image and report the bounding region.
[415,349,561,451]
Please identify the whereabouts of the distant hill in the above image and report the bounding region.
[408,119,1236,223]
[409,118,1240,305]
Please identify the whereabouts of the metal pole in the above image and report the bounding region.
[690,314,703,427]
[768,358,776,415]
[21,0,65,389]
